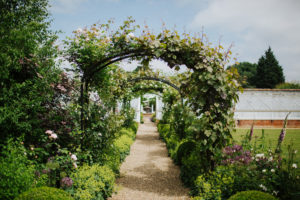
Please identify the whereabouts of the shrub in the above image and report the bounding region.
[192,165,234,199]
[15,186,73,200]
[176,141,196,165]
[70,164,115,200]
[228,190,278,200]
[114,134,134,162]
[151,113,156,122]
[140,112,144,124]
[129,122,139,133]
[180,148,204,187]
[157,123,170,140]
[0,140,35,200]
[276,82,300,89]
[100,127,136,173]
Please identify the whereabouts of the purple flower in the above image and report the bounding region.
[249,121,254,141]
[61,177,73,188]
[47,157,54,163]
[278,129,286,143]
[42,169,50,174]
[35,170,40,177]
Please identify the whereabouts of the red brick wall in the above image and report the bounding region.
[236,120,300,128]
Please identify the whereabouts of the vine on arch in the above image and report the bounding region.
[64,18,241,170]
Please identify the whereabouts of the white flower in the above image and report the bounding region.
[71,154,77,161]
[272,191,279,196]
[45,130,53,135]
[128,32,135,38]
[255,153,265,158]
[49,133,58,139]
[259,184,267,191]
[292,163,297,169]
[98,133,102,137]
[262,169,266,173]
[271,169,275,173]
[268,156,273,162]
[77,28,83,33]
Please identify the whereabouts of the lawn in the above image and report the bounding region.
[232,128,300,162]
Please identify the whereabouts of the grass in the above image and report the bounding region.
[232,128,300,162]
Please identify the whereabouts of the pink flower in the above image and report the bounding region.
[71,154,77,161]
[57,84,67,92]
[61,177,73,188]
[45,130,53,135]
[49,133,58,139]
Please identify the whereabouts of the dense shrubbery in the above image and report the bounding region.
[228,190,278,200]
[158,93,300,200]
[70,165,115,200]
[276,82,300,89]
[0,140,36,200]
[68,125,137,199]
[15,187,73,200]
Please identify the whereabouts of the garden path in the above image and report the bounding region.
[109,115,190,200]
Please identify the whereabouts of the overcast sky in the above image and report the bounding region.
[49,0,300,81]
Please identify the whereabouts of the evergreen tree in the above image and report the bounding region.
[255,47,285,88]
[228,62,257,88]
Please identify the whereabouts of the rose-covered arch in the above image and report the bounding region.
[64,18,241,170]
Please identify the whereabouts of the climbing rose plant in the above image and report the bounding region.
[64,18,241,170]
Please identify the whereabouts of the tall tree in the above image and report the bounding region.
[255,47,285,88]
[0,0,61,145]
[228,62,257,88]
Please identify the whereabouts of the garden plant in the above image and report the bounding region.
[1,0,299,200]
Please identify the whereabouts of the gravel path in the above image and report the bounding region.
[109,115,190,200]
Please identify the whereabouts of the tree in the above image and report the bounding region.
[255,47,285,88]
[228,62,257,88]
[0,0,61,146]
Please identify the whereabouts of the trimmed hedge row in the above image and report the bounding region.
[15,187,73,200]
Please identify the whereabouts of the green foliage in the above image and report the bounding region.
[99,127,136,174]
[228,62,257,88]
[0,0,61,146]
[151,112,156,122]
[114,130,135,162]
[180,146,208,187]
[64,17,240,172]
[129,121,139,133]
[15,186,73,200]
[255,47,285,88]
[276,82,300,89]
[70,164,115,200]
[0,140,35,200]
[140,112,144,124]
[228,190,278,200]
[192,166,234,200]
[176,141,196,165]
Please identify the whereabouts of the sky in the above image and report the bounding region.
[49,0,300,81]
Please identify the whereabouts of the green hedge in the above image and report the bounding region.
[70,165,115,200]
[69,124,138,199]
[228,190,278,200]
[15,187,73,200]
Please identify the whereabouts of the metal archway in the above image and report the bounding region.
[128,76,181,94]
